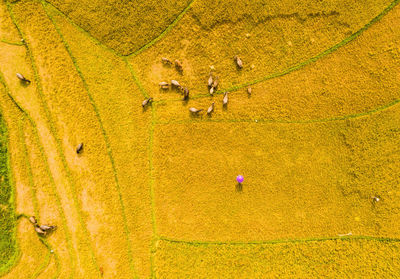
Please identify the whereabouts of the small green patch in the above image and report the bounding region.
[0,110,17,275]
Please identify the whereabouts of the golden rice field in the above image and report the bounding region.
[0,0,399,278]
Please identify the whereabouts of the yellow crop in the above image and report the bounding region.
[0,0,399,278]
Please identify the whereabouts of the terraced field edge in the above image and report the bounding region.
[0,105,18,276]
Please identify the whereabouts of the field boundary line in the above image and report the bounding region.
[16,215,60,279]
[32,235,61,279]
[42,0,195,58]
[18,118,39,217]
[7,1,100,275]
[29,121,70,279]
[30,250,51,279]
[19,118,53,278]
[0,72,69,278]
[124,57,149,98]
[41,0,121,57]
[12,117,56,279]
[125,58,158,278]
[155,0,400,103]
[158,235,400,246]
[155,97,400,125]
[0,82,19,276]
[149,105,157,279]
[0,38,24,46]
[128,0,195,57]
[42,1,138,277]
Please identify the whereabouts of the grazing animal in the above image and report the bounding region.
[207,74,213,88]
[34,225,46,236]
[175,60,183,73]
[39,225,57,232]
[161,57,172,65]
[29,216,37,225]
[207,102,215,115]
[209,76,219,95]
[16,73,31,84]
[189,107,202,114]
[171,80,181,89]
[142,97,153,107]
[211,76,219,89]
[247,87,252,94]
[159,82,169,89]
[100,267,104,277]
[182,87,189,101]
[223,92,228,105]
[76,143,83,154]
[234,56,243,69]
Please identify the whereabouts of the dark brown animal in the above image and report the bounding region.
[76,143,83,154]
[182,87,189,101]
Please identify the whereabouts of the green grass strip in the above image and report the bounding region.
[128,0,195,57]
[33,238,61,279]
[29,119,72,279]
[0,38,24,46]
[0,83,19,276]
[148,105,158,279]
[125,56,158,278]
[30,248,51,279]
[125,57,158,278]
[124,57,149,98]
[7,1,99,276]
[158,235,400,246]
[155,97,400,125]
[18,118,39,218]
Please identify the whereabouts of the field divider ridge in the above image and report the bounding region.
[158,235,400,246]
[154,97,400,126]
[125,57,158,278]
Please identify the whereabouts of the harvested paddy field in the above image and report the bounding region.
[0,0,399,278]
